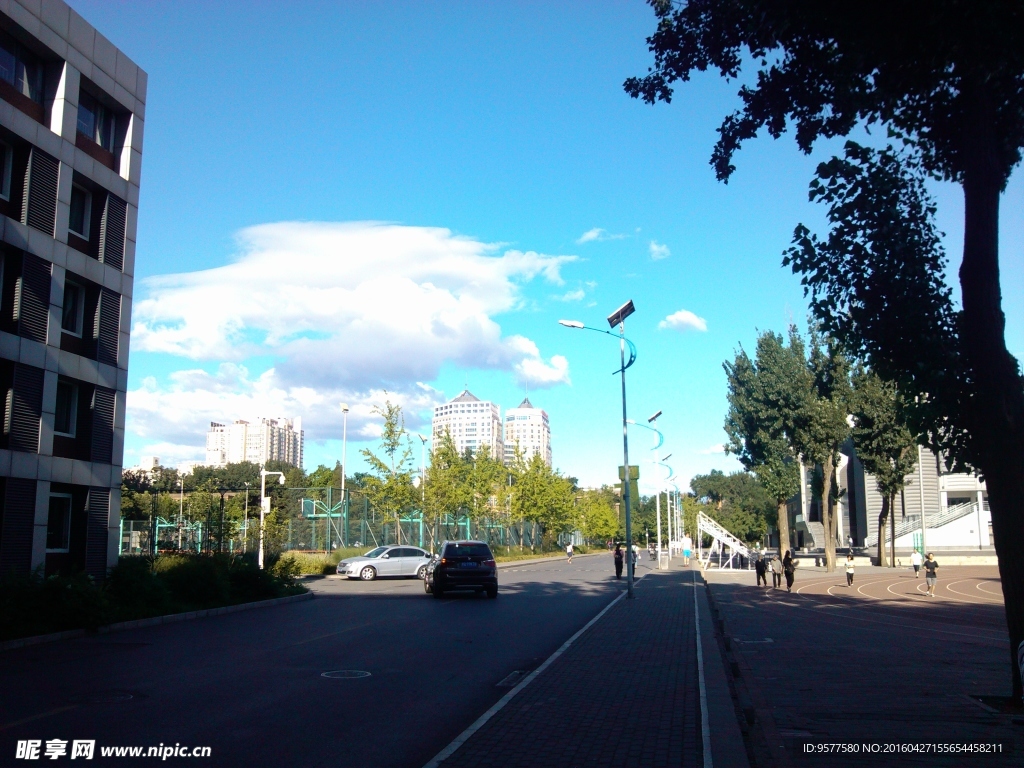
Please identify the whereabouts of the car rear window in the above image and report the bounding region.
[444,543,492,558]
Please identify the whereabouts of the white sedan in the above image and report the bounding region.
[338,546,432,581]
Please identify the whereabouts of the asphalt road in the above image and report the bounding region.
[0,553,655,768]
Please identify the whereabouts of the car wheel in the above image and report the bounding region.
[424,580,432,594]
[486,586,498,599]
[417,565,427,580]
[360,566,377,581]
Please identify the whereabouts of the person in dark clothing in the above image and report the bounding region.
[782,550,797,592]
[755,556,768,587]
[613,544,624,579]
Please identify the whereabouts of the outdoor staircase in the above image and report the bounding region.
[864,500,986,548]
[698,511,753,569]
[803,521,826,550]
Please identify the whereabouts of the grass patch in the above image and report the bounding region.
[1,552,305,642]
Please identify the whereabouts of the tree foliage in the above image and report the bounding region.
[691,469,774,545]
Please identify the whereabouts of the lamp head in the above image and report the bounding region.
[625,419,636,425]
[661,453,672,461]
[558,319,584,329]
[278,475,286,485]
[340,402,349,413]
[648,410,662,423]
[607,299,635,328]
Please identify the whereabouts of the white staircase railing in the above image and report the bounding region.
[698,511,753,570]
[864,500,986,548]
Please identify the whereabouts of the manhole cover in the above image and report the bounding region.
[733,637,774,644]
[71,692,134,703]
[321,670,371,679]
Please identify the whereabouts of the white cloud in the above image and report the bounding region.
[658,309,708,332]
[555,288,585,302]
[699,444,726,455]
[649,240,671,260]
[576,228,626,244]
[128,222,575,451]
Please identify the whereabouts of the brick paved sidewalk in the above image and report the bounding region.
[703,568,1024,767]
[431,566,748,768]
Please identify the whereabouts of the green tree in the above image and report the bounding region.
[425,430,470,546]
[724,328,808,553]
[792,328,853,572]
[360,398,416,543]
[851,368,919,568]
[691,470,774,545]
[576,488,619,543]
[626,0,1024,700]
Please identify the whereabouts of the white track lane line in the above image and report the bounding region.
[977,581,1004,598]
[693,569,713,768]
[945,579,1003,604]
[886,579,929,602]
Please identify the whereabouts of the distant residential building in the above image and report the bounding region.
[432,391,502,458]
[205,418,304,469]
[177,461,203,476]
[503,397,551,466]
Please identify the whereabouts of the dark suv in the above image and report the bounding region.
[425,540,498,598]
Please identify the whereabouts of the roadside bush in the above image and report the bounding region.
[277,552,332,575]
[152,554,231,608]
[106,556,171,619]
[0,571,109,641]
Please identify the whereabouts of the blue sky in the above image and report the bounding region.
[69,1,1024,492]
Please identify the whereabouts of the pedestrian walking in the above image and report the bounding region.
[845,553,855,587]
[770,555,783,589]
[783,550,797,592]
[755,555,768,587]
[682,534,693,565]
[566,542,574,563]
[613,543,624,579]
[923,552,939,596]
[910,549,923,578]
[630,545,638,572]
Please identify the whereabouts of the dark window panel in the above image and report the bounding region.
[0,477,36,574]
[85,487,109,579]
[90,386,114,464]
[16,251,49,343]
[8,362,42,453]
[99,194,125,271]
[21,147,57,235]
[95,288,119,366]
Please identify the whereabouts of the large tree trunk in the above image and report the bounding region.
[821,460,836,572]
[877,495,889,568]
[776,500,790,557]
[960,95,1024,704]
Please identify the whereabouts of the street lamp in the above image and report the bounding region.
[258,466,287,569]
[413,433,431,551]
[242,481,250,553]
[559,299,638,598]
[340,403,349,548]
[626,412,667,569]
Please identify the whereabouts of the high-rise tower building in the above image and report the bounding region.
[206,417,304,469]
[0,1,145,579]
[503,397,551,466]
[431,390,502,458]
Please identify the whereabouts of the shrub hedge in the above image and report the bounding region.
[0,552,306,642]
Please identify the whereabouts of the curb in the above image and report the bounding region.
[496,551,601,569]
[0,591,314,653]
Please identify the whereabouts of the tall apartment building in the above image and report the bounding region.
[0,2,143,580]
[431,390,502,458]
[206,417,304,469]
[503,397,551,466]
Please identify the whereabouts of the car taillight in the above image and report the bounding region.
[483,559,496,567]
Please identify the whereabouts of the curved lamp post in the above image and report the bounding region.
[559,299,637,598]
[627,412,667,569]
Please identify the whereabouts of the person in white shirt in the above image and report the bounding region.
[845,553,856,587]
[910,549,923,578]
[566,542,574,563]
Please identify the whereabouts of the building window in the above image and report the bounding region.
[46,494,72,552]
[54,379,77,437]
[77,91,115,152]
[0,140,11,200]
[61,280,85,336]
[68,185,91,239]
[0,35,43,104]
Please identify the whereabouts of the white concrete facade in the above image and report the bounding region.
[503,397,551,466]
[431,390,502,458]
[206,417,304,469]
